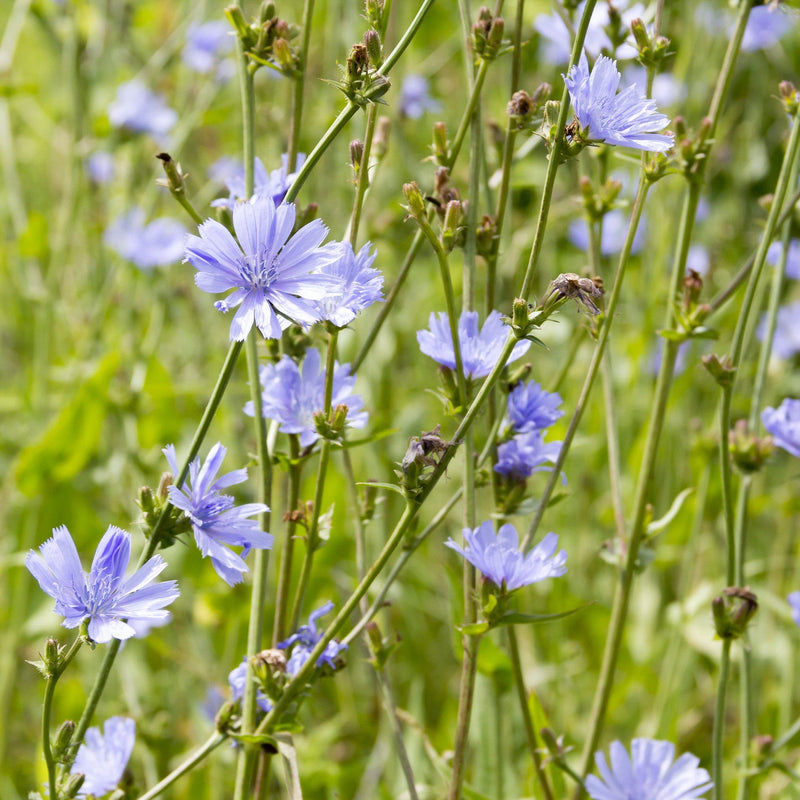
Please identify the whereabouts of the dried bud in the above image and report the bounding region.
[682,268,704,310]
[157,471,173,500]
[347,43,369,78]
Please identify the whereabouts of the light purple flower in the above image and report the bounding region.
[26,526,179,643]
[163,443,273,586]
[182,21,234,75]
[445,521,567,592]
[586,738,712,800]
[244,348,368,448]
[277,601,347,677]
[568,209,646,256]
[565,53,673,152]
[767,239,800,280]
[417,310,531,380]
[108,80,177,138]
[86,151,115,184]
[184,196,342,340]
[104,208,186,270]
[228,658,272,712]
[211,154,307,210]
[495,430,562,481]
[741,5,793,52]
[762,398,800,459]
[71,716,136,797]
[317,242,384,327]
[506,381,563,434]
[788,592,800,628]
[398,75,440,118]
[757,301,800,360]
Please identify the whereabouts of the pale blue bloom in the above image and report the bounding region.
[108,80,176,138]
[767,239,800,280]
[211,154,307,210]
[762,398,800,459]
[398,75,440,118]
[565,53,674,152]
[104,208,186,270]
[244,348,368,448]
[586,738,712,800]
[71,716,136,797]
[86,151,115,184]
[445,521,567,591]
[569,209,646,256]
[417,310,531,379]
[495,430,562,481]
[757,301,800,360]
[228,658,272,712]
[741,5,792,52]
[317,242,384,327]
[788,592,800,628]
[183,21,234,75]
[535,0,646,63]
[278,601,347,676]
[26,526,179,643]
[164,443,273,586]
[184,196,342,340]
[506,381,563,434]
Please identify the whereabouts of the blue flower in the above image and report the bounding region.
[25,526,179,643]
[71,716,136,798]
[163,443,273,586]
[565,53,673,153]
[789,592,800,628]
[586,738,712,800]
[445,522,567,592]
[211,154,307,210]
[182,21,234,76]
[506,381,563,434]
[104,208,186,270]
[228,658,272,712]
[757,301,800,360]
[86,151,115,184]
[741,5,793,52]
[569,210,647,256]
[398,75,440,118]
[767,239,800,280]
[108,80,177,138]
[495,430,562,481]
[278,602,347,677]
[762,398,800,459]
[185,196,342,340]
[244,348,368,448]
[317,242,384,327]
[417,310,531,380]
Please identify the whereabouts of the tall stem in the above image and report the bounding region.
[287,0,316,172]
[713,639,733,800]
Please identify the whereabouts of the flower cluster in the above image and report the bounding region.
[445,521,567,593]
[26,526,179,643]
[71,716,136,797]
[278,602,347,676]
[104,208,186,270]
[244,348,368,448]
[164,443,273,586]
[586,738,712,800]
[417,310,531,380]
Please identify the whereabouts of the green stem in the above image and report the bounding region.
[713,639,733,800]
[448,635,481,800]
[72,638,122,752]
[448,59,491,168]
[287,0,316,173]
[347,102,378,247]
[507,627,555,800]
[136,732,228,800]
[735,475,753,800]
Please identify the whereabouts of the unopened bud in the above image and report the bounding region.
[52,720,75,761]
[61,772,86,799]
[350,139,365,173]
[157,471,173,500]
[730,419,773,473]
[225,5,254,44]
[441,199,461,252]
[361,480,378,521]
[363,73,391,102]
[487,16,504,50]
[259,1,276,23]
[511,297,530,335]
[363,29,382,66]
[713,586,758,639]
[138,485,156,516]
[779,81,800,116]
[433,122,449,165]
[44,638,61,675]
[403,182,426,219]
[702,354,736,388]
[673,116,687,140]
[631,17,649,50]
[330,403,349,434]
[682,268,704,310]
[272,38,295,72]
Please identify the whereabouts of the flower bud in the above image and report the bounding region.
[361,480,378,521]
[713,586,758,639]
[272,38,296,73]
[779,81,800,116]
[138,485,156,516]
[44,638,62,675]
[350,139,365,174]
[61,772,86,799]
[441,199,462,252]
[682,268,703,310]
[225,5,256,47]
[363,29,382,66]
[403,181,426,220]
[702,354,736,388]
[433,121,449,165]
[259,1,276,23]
[155,152,188,194]
[730,419,773,473]
[363,73,391,103]
[52,720,75,762]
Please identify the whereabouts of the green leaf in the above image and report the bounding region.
[229,732,279,749]
[658,328,686,342]
[356,481,404,496]
[646,487,694,536]
[342,427,397,449]
[458,621,490,636]
[689,326,719,340]
[492,603,591,628]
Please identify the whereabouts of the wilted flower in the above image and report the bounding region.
[104,208,186,270]
[86,151,115,184]
[244,348,368,447]
[417,310,531,379]
[586,738,712,800]
[445,521,567,591]
[184,196,342,340]
[278,601,347,676]
[495,430,562,481]
[564,53,673,152]
[108,80,177,138]
[317,242,384,327]
[757,301,800,360]
[211,154,307,210]
[568,209,646,256]
[183,20,234,78]
[26,526,179,643]
[762,398,800,458]
[767,239,800,280]
[398,74,440,118]
[228,658,272,712]
[163,443,273,586]
[71,716,136,798]
[506,381,563,434]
